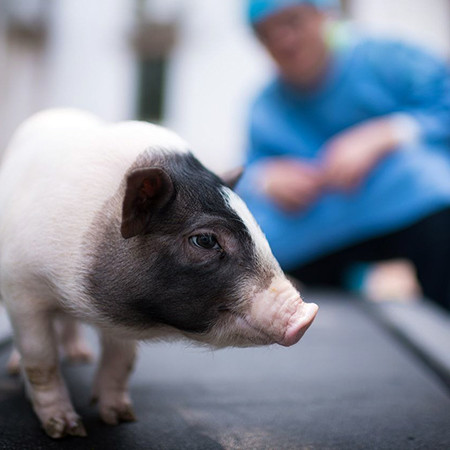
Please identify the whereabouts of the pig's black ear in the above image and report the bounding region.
[121,167,174,239]
[221,167,244,190]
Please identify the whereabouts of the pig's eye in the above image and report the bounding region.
[190,234,221,251]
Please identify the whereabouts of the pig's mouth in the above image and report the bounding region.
[231,313,276,346]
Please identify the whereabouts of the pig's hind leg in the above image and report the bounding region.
[6,346,21,375]
[8,306,86,438]
[92,333,137,425]
[7,316,93,374]
[56,315,93,364]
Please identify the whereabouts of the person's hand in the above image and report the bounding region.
[322,119,400,191]
[261,159,324,212]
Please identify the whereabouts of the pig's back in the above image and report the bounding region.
[0,108,186,203]
[0,109,188,305]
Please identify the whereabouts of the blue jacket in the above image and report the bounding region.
[237,36,450,269]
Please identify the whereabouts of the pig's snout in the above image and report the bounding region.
[279,300,318,347]
[247,277,318,347]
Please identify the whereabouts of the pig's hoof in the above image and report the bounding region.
[6,348,21,376]
[43,415,87,439]
[67,417,87,437]
[64,342,94,364]
[100,402,137,426]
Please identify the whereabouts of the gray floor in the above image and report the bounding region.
[0,293,449,449]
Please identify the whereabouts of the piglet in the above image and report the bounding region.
[0,109,318,438]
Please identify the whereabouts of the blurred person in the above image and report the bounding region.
[237,0,450,310]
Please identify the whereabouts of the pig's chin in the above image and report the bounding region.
[175,314,270,349]
[208,313,278,348]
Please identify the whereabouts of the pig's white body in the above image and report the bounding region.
[0,109,188,325]
[0,109,317,438]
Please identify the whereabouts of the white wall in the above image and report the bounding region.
[44,0,137,121]
[0,0,138,153]
[0,1,47,152]
[163,0,272,172]
[0,39,45,151]
[349,0,450,57]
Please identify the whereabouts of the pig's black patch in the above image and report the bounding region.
[83,150,272,334]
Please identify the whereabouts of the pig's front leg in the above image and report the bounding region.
[10,310,86,438]
[92,333,137,425]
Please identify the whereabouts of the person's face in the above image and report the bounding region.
[255,4,328,86]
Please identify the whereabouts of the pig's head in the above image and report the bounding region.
[85,147,318,348]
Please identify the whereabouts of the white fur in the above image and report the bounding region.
[0,109,189,320]
[220,187,281,275]
[0,109,191,437]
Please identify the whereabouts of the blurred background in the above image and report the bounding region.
[0,0,449,322]
[1,0,449,172]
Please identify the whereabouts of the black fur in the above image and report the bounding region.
[84,151,272,334]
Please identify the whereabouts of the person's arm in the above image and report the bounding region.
[390,42,450,143]
[323,40,450,191]
[238,104,323,212]
[322,116,408,191]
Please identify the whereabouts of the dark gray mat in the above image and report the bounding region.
[1,294,449,449]
[366,299,450,390]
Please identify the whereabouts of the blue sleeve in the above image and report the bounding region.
[245,98,281,164]
[368,40,450,144]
